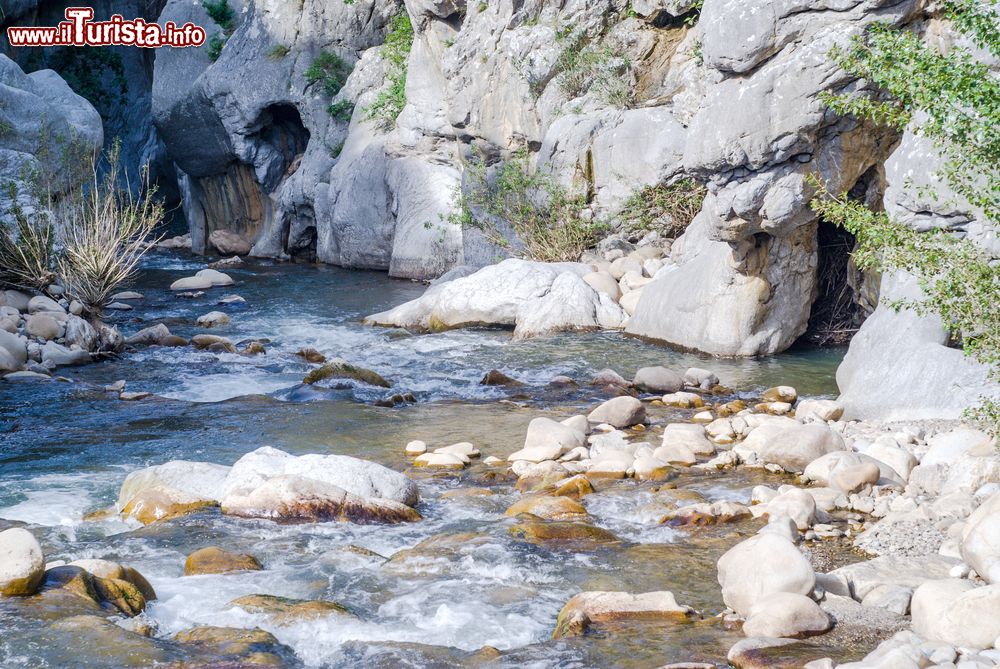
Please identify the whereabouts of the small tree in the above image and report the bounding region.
[812,0,1000,434]
[58,143,164,320]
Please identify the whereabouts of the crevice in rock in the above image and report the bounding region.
[250,103,311,192]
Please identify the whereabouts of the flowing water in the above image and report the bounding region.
[0,253,849,668]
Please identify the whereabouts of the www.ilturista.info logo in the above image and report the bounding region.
[7,7,206,48]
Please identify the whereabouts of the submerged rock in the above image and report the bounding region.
[41,565,148,617]
[553,590,697,638]
[509,521,621,549]
[505,495,588,521]
[303,359,390,387]
[174,625,289,663]
[184,547,263,575]
[229,594,353,623]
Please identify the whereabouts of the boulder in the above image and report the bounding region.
[583,271,622,301]
[633,366,683,393]
[221,446,419,508]
[170,269,233,291]
[413,453,466,469]
[829,462,880,494]
[755,423,846,472]
[184,547,263,575]
[62,316,98,351]
[591,368,630,387]
[196,311,230,327]
[222,474,421,523]
[727,637,807,669]
[653,442,697,466]
[508,417,587,463]
[404,440,427,456]
[587,396,646,428]
[863,441,918,481]
[209,230,252,256]
[717,533,815,616]
[365,260,625,338]
[40,342,91,367]
[0,330,27,369]
[553,591,696,638]
[795,399,844,422]
[661,423,715,456]
[683,367,719,389]
[24,314,60,340]
[27,295,63,314]
[661,392,705,408]
[829,554,959,601]
[742,592,832,638]
[961,490,1000,585]
[0,528,45,596]
[117,460,230,524]
[911,579,1000,649]
[764,489,816,531]
[125,324,174,346]
[802,451,904,489]
[3,290,31,312]
[761,386,797,403]
[67,559,156,601]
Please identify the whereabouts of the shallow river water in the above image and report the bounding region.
[0,253,849,668]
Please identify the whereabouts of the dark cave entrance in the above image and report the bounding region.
[802,221,869,347]
[253,103,311,191]
[281,205,318,263]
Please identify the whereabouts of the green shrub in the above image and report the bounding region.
[365,13,413,128]
[0,119,11,138]
[203,0,235,31]
[207,32,227,61]
[617,179,705,238]
[330,141,345,158]
[811,0,1000,434]
[305,51,352,97]
[450,148,609,262]
[267,45,290,60]
[327,100,354,121]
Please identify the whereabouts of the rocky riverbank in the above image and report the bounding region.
[2,313,998,667]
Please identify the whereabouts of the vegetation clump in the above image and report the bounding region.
[810,0,1000,434]
[365,13,414,128]
[305,51,353,97]
[0,141,163,319]
[450,149,609,263]
[552,31,634,108]
[616,179,705,239]
[202,0,236,62]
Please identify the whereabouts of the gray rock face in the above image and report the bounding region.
[0,55,103,214]
[837,271,999,421]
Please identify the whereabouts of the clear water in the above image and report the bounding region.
[0,253,848,668]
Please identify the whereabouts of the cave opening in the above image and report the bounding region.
[253,103,311,191]
[802,221,869,347]
[281,206,318,263]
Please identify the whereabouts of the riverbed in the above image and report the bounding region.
[0,253,849,668]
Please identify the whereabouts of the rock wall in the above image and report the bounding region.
[146,0,917,317]
[0,54,103,213]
